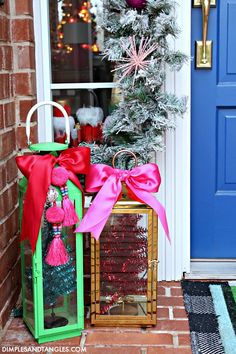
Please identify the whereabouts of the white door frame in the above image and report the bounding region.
[157,0,191,281]
[32,0,192,281]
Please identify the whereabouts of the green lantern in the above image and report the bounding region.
[17,101,87,343]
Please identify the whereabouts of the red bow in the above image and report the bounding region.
[16,147,90,252]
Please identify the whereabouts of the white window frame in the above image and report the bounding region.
[33,0,191,281]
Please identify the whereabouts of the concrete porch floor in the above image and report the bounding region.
[0,282,192,354]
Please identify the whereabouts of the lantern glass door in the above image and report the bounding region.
[20,177,84,343]
[41,219,78,329]
[91,205,158,326]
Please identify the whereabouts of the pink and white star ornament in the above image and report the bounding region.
[113,36,158,84]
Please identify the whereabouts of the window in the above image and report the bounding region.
[33,0,117,143]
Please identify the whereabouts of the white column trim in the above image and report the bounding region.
[158,0,191,280]
[33,0,53,143]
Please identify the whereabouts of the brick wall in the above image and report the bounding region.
[0,0,37,332]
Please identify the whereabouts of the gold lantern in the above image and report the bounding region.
[91,200,158,326]
[89,151,159,326]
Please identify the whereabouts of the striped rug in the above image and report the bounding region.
[181,281,236,354]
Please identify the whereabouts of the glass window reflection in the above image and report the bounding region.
[49,0,113,83]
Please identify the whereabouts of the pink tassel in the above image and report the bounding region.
[62,196,79,227]
[45,235,69,266]
[51,167,79,227]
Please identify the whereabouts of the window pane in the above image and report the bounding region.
[49,0,112,83]
[52,88,116,144]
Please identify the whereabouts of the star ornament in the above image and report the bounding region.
[113,36,158,83]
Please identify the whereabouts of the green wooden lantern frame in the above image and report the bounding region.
[19,101,84,343]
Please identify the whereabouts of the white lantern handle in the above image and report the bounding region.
[26,101,70,146]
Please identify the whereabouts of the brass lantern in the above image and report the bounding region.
[90,151,159,326]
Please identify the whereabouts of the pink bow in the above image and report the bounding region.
[75,163,170,242]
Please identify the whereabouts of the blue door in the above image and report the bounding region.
[191,0,236,258]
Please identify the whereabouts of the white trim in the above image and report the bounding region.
[51,83,118,90]
[158,0,191,280]
[185,261,236,280]
[33,0,53,143]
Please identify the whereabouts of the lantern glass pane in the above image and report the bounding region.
[41,211,78,329]
[99,213,148,317]
[23,240,35,328]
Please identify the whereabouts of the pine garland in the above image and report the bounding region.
[88,0,187,167]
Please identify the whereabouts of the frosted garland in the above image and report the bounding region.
[84,0,187,167]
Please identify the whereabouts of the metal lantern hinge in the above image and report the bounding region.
[34,260,41,282]
[148,259,159,270]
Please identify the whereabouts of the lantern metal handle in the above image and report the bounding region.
[26,101,70,146]
[112,149,138,169]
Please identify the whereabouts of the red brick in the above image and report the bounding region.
[0,208,19,250]
[153,319,190,332]
[12,19,34,42]
[173,308,187,319]
[0,129,16,159]
[160,281,181,288]
[178,334,191,346]
[0,74,10,99]
[171,288,183,296]
[1,326,35,345]
[17,124,37,149]
[157,286,166,296]
[4,101,15,127]
[86,332,173,346]
[13,72,36,96]
[157,295,184,307]
[17,45,35,69]
[0,104,4,129]
[82,349,142,354]
[148,348,192,354]
[0,16,9,42]
[0,46,13,70]
[157,307,169,319]
[7,318,27,331]
[0,163,7,190]
[0,182,18,220]
[15,0,33,16]
[19,99,37,122]
[0,1,10,14]
[0,235,20,284]
[0,258,21,312]
[0,287,21,330]
[6,155,18,182]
